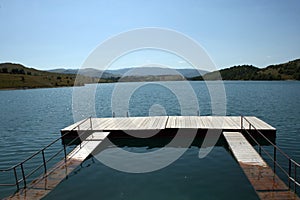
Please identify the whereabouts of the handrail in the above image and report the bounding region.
[241,116,300,193]
[0,117,93,191]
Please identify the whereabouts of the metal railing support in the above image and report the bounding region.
[20,164,26,188]
[241,116,243,131]
[0,116,94,191]
[295,163,297,193]
[289,159,291,189]
[13,167,19,190]
[241,115,300,194]
[63,144,67,163]
[42,150,47,174]
[274,146,277,173]
[90,117,92,130]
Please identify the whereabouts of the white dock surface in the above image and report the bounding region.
[61,116,276,132]
[223,131,267,166]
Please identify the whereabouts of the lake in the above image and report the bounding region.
[0,81,299,199]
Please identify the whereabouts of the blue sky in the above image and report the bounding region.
[0,0,299,70]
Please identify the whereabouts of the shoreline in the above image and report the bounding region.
[0,80,299,91]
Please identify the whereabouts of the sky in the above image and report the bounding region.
[0,0,299,70]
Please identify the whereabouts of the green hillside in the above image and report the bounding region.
[203,65,259,80]
[191,59,300,80]
[0,63,108,89]
[257,59,300,80]
[1,58,299,89]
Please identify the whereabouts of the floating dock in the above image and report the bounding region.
[224,132,299,200]
[61,116,276,134]
[5,116,300,199]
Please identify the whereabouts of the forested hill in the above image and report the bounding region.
[0,63,108,89]
[1,58,299,90]
[191,59,300,80]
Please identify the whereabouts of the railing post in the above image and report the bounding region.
[295,163,297,193]
[20,163,26,188]
[273,146,277,173]
[241,116,243,130]
[90,117,92,130]
[288,159,291,189]
[63,144,67,163]
[42,150,47,174]
[13,167,19,190]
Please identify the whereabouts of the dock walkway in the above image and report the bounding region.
[224,132,299,200]
[7,132,110,200]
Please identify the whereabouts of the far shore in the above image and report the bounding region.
[1,80,299,91]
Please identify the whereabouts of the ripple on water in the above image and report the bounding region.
[0,81,299,199]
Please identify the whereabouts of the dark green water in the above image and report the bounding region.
[0,81,299,199]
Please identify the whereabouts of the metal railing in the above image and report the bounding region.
[241,116,300,193]
[0,117,93,191]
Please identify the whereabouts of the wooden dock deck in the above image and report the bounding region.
[7,132,110,200]
[7,116,293,199]
[61,116,276,133]
[224,132,299,200]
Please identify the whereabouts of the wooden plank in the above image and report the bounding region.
[245,117,276,130]
[224,132,266,166]
[8,132,110,200]
[92,116,169,130]
[227,117,241,129]
[92,118,112,130]
[223,131,299,200]
[201,116,213,129]
[224,117,238,129]
[67,132,109,160]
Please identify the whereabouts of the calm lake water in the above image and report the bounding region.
[0,81,299,199]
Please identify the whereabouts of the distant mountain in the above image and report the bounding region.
[47,68,117,79]
[176,68,208,78]
[47,68,78,74]
[49,67,208,79]
[109,67,182,77]
[106,67,208,78]
[119,75,186,82]
[191,59,300,80]
[105,68,129,76]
